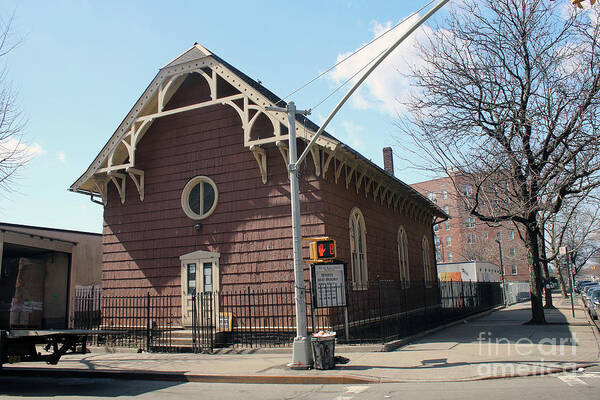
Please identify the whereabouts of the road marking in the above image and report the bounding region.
[558,375,588,386]
[332,385,369,400]
[345,386,369,394]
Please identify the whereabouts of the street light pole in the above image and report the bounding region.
[496,239,506,307]
[267,0,450,369]
[266,102,313,369]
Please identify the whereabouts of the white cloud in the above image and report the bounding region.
[0,137,45,161]
[57,151,66,163]
[328,15,434,115]
[340,120,365,149]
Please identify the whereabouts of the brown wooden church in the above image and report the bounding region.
[70,44,446,328]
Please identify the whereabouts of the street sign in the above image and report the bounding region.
[311,262,347,308]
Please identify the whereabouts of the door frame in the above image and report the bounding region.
[179,250,220,326]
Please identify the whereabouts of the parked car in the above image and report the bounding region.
[590,293,600,320]
[576,280,592,293]
[580,282,599,297]
[585,287,600,309]
[583,284,600,303]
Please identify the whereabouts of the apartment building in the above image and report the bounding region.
[412,176,529,282]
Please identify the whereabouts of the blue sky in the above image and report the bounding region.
[0,0,449,233]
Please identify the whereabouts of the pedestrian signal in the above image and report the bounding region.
[309,238,336,260]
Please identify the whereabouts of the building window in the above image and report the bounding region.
[434,235,440,246]
[484,232,488,240]
[465,217,475,228]
[509,231,514,240]
[492,199,499,209]
[443,205,449,214]
[433,224,439,232]
[509,247,515,257]
[466,233,474,244]
[442,189,448,200]
[464,184,473,196]
[511,264,517,275]
[187,263,197,295]
[349,207,368,288]
[397,226,410,288]
[428,192,437,203]
[445,220,450,230]
[446,236,451,247]
[181,176,218,220]
[447,252,453,262]
[203,262,213,292]
[422,236,434,287]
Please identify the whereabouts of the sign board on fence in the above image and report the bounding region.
[311,262,347,308]
[219,312,232,332]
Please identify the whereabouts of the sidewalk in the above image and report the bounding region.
[3,294,600,383]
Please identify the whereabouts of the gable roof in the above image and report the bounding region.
[69,43,446,221]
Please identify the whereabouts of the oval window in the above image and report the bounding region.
[181,176,218,220]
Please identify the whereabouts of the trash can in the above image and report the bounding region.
[311,331,336,370]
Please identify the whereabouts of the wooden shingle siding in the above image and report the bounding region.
[320,168,434,285]
[102,76,325,298]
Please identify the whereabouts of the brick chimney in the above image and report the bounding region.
[383,147,394,176]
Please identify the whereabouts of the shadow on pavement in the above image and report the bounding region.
[404,301,581,347]
[0,375,183,397]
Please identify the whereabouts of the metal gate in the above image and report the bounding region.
[191,292,215,353]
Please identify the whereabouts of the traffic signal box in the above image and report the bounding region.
[307,237,337,262]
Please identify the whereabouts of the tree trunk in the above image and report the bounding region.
[526,223,546,324]
[557,264,569,298]
[538,228,553,308]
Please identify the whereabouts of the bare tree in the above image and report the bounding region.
[544,198,600,296]
[398,0,600,323]
[0,14,26,194]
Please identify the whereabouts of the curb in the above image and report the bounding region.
[0,367,379,385]
[4,362,597,385]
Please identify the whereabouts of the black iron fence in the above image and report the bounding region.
[191,280,501,351]
[73,287,176,351]
[74,280,501,353]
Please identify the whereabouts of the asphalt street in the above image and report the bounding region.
[1,368,599,400]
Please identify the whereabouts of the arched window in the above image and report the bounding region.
[397,226,410,288]
[422,236,434,287]
[349,207,368,289]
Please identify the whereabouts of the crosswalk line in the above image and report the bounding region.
[345,386,369,394]
[558,375,588,386]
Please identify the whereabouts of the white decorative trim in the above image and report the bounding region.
[250,145,268,184]
[127,167,145,202]
[276,141,289,174]
[108,172,127,204]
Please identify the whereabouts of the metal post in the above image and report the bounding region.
[496,239,506,307]
[567,252,575,318]
[146,292,151,352]
[266,102,313,368]
[378,276,384,344]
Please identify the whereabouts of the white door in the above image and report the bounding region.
[180,250,220,326]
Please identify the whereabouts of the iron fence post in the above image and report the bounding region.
[146,292,151,352]
[247,286,252,348]
[377,276,383,344]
